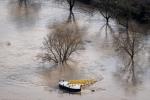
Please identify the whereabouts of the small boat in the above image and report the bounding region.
[59,80,81,92]
[59,80,96,92]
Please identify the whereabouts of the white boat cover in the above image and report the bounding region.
[59,81,81,89]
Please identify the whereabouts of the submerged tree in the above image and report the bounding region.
[55,0,76,12]
[97,0,116,23]
[42,23,82,64]
[114,23,143,83]
[67,0,76,12]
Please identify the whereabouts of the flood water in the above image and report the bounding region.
[0,0,150,100]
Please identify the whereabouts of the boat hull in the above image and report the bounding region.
[59,84,81,92]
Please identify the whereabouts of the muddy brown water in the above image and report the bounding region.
[0,0,150,100]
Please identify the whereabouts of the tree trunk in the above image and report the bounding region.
[70,5,73,12]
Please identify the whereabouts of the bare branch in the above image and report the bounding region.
[42,22,83,64]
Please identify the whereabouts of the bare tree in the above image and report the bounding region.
[97,0,115,23]
[42,23,82,64]
[115,0,133,33]
[114,23,143,83]
[54,0,76,12]
[67,0,76,12]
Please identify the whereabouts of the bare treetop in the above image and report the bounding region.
[42,22,83,64]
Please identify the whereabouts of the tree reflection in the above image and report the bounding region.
[98,21,114,41]
[114,22,144,84]
[18,0,30,7]
[9,0,41,31]
[67,11,76,23]
[66,11,81,35]
[39,63,80,89]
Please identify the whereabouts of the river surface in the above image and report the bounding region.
[0,0,150,100]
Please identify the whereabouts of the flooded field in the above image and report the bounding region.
[0,0,150,100]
